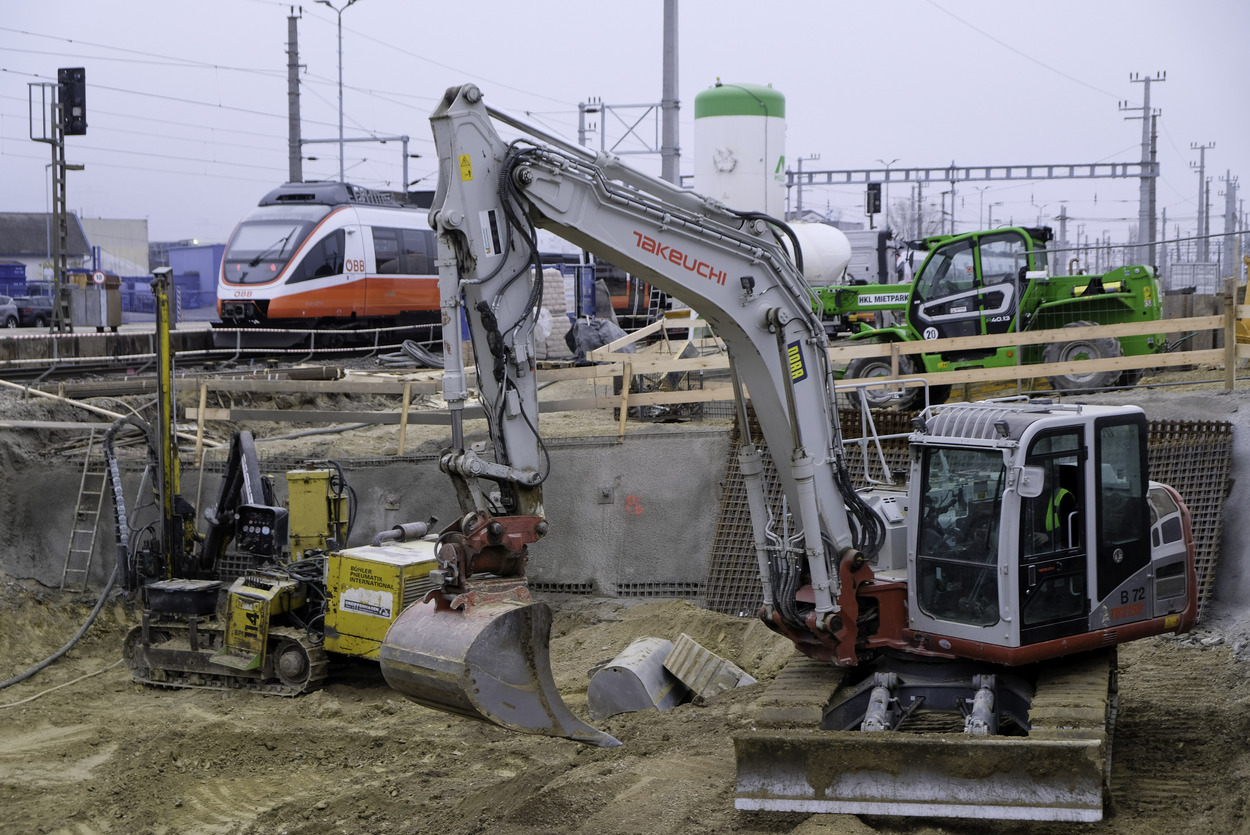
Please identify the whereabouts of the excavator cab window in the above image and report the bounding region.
[916,446,1006,627]
[1019,430,1090,642]
[1093,417,1151,606]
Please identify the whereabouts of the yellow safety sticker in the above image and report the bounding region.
[459,153,473,182]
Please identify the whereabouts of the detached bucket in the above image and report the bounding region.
[380,588,620,748]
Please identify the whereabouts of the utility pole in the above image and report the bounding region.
[1055,206,1069,275]
[1160,206,1167,283]
[1191,141,1214,261]
[876,158,898,231]
[974,184,989,229]
[1122,72,1164,266]
[1221,171,1238,278]
[794,154,820,217]
[660,0,680,185]
[315,0,359,183]
[287,8,304,183]
[578,98,600,147]
[29,70,85,332]
[914,182,924,239]
[1149,110,1159,265]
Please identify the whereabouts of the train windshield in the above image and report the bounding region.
[222,206,330,285]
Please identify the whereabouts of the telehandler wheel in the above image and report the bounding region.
[845,353,933,411]
[1043,321,1123,394]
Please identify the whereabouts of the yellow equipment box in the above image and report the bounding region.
[323,539,439,659]
[286,467,348,558]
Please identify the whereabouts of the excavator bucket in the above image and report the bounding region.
[379,584,620,748]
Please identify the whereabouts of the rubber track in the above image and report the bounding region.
[124,623,329,697]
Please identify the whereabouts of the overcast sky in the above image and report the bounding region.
[2,0,1247,258]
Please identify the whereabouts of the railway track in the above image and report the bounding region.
[0,322,443,383]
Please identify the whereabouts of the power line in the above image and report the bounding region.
[2,66,301,123]
[0,25,284,76]
[922,1,1119,99]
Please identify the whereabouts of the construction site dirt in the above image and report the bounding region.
[1,368,1248,835]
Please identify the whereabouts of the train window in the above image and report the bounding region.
[374,227,435,275]
[374,228,402,274]
[223,217,320,285]
[288,230,345,284]
[400,229,436,275]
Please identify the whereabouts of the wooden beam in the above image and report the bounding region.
[826,315,1225,362]
[194,381,207,465]
[1225,279,1237,390]
[397,381,412,455]
[617,359,631,441]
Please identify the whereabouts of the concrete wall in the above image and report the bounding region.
[0,429,731,597]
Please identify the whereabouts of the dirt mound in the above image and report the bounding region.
[2,582,1249,835]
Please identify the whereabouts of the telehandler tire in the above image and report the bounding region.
[1043,321,1123,394]
[844,354,947,411]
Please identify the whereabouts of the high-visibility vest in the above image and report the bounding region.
[1045,487,1073,532]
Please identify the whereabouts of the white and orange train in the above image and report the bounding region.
[216,182,440,330]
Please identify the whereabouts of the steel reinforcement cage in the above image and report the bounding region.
[703,411,1232,622]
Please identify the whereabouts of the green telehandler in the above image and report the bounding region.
[816,226,1164,409]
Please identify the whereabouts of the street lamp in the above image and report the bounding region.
[876,158,898,231]
[987,202,1004,229]
[315,0,359,183]
[974,185,990,229]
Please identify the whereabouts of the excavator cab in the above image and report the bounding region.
[905,401,1196,660]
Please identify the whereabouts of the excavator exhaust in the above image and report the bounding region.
[377,512,620,747]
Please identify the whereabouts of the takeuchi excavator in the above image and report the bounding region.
[376,84,1199,821]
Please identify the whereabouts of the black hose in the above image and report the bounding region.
[377,339,446,369]
[0,555,120,691]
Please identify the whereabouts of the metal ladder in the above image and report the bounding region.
[646,284,667,323]
[62,428,107,592]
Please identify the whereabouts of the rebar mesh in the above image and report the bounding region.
[1146,420,1233,620]
[704,412,1233,623]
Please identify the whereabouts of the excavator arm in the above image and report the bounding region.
[379,84,884,744]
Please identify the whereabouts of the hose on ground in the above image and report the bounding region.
[0,554,120,691]
[378,339,445,369]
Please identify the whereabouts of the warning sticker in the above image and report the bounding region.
[459,153,473,182]
[340,587,394,620]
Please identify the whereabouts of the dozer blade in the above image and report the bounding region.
[734,730,1106,822]
[379,587,621,748]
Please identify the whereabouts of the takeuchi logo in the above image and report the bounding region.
[632,231,727,285]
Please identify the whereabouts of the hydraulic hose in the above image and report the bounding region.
[1,414,154,691]
[0,553,120,691]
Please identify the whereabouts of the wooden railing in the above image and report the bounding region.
[186,297,1249,457]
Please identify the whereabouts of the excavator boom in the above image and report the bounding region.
[378,83,880,743]
[377,85,1197,822]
